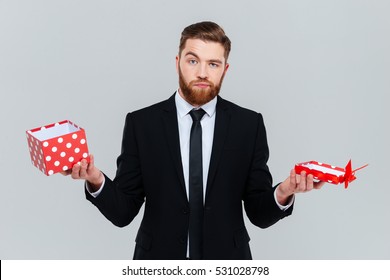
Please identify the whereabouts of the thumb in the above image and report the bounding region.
[87,153,95,171]
[86,153,101,180]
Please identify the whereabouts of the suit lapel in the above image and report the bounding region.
[162,94,187,198]
[206,96,231,198]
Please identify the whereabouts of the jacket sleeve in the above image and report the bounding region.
[243,113,293,228]
[85,113,145,227]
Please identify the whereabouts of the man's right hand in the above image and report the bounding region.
[61,154,104,192]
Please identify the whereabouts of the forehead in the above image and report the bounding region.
[181,39,226,62]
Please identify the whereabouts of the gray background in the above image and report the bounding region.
[0,0,388,259]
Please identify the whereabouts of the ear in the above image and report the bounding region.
[175,55,179,74]
[224,63,230,75]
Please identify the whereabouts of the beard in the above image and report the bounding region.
[178,65,225,106]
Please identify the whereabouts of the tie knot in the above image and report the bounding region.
[189,108,206,122]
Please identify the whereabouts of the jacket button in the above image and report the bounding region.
[182,208,189,214]
[179,237,186,244]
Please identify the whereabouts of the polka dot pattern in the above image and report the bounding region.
[26,120,90,176]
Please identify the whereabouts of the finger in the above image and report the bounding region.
[289,169,297,192]
[306,174,314,192]
[314,181,326,189]
[297,171,307,192]
[60,170,72,176]
[87,154,95,172]
[79,159,88,178]
[71,162,81,179]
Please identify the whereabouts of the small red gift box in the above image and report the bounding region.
[294,160,368,188]
[26,120,90,175]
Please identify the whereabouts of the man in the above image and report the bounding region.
[64,21,324,259]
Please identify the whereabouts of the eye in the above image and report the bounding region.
[189,59,198,65]
[209,63,219,68]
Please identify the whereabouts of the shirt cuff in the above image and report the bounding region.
[85,176,105,198]
[274,186,294,211]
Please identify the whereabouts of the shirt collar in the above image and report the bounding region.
[175,89,217,119]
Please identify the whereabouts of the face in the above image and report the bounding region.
[176,39,229,106]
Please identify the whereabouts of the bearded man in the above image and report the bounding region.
[64,21,324,260]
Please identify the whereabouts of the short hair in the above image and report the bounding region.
[179,21,231,60]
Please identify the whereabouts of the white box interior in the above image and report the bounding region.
[31,122,80,141]
[300,163,345,176]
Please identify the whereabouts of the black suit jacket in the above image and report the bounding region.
[86,94,293,259]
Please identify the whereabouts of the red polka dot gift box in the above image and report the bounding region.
[26,120,90,176]
[294,160,368,189]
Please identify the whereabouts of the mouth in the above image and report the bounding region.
[193,83,211,89]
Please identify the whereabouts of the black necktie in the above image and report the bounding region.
[189,108,206,260]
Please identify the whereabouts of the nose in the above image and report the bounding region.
[197,63,208,80]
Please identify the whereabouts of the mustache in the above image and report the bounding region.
[189,79,214,86]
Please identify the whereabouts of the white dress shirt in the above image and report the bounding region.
[175,91,216,202]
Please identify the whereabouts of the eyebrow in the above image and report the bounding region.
[185,51,223,64]
[185,51,200,59]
